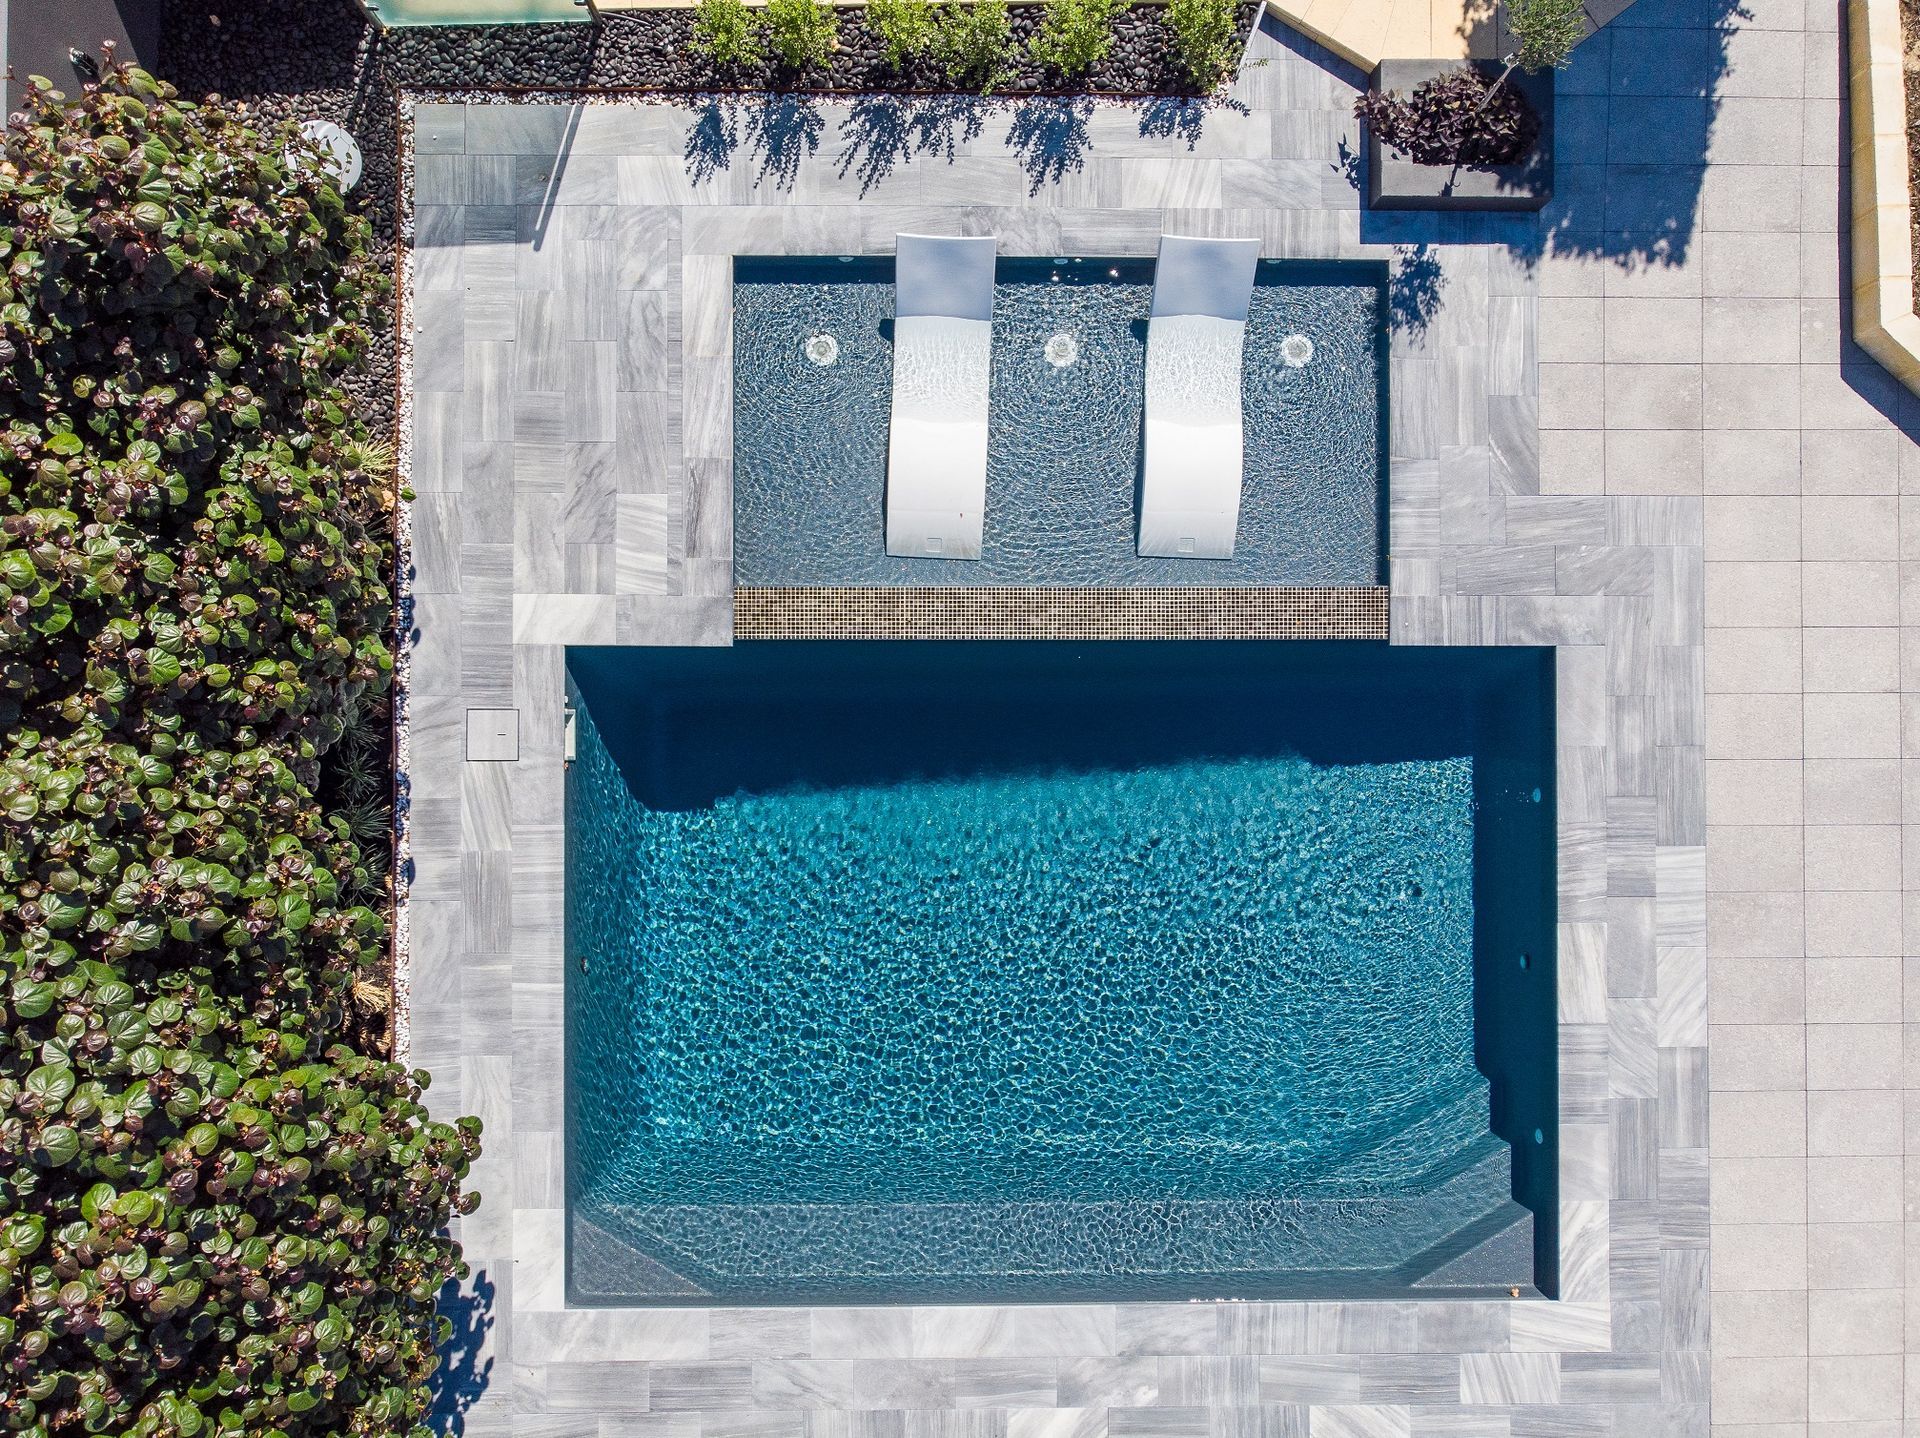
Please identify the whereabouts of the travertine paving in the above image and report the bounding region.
[402,0,1920,1428]
[1518,0,1917,1425]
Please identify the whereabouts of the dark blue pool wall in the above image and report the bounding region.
[1468,646,1560,1297]
[563,641,1558,1303]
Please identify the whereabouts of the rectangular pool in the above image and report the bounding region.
[732,258,1388,589]
[565,642,1556,1305]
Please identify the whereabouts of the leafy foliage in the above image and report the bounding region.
[867,0,940,68]
[1160,0,1239,88]
[762,0,841,70]
[1353,65,1541,165]
[934,0,1015,93]
[0,62,479,1438]
[1506,0,1586,73]
[692,0,765,69]
[1028,0,1124,78]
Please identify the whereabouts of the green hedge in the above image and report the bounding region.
[0,65,479,1437]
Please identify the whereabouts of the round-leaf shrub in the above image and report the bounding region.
[0,63,480,1438]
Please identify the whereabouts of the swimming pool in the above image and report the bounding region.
[565,642,1556,1305]
[732,258,1388,589]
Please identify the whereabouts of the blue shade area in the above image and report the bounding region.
[732,258,1388,588]
[566,642,1556,1305]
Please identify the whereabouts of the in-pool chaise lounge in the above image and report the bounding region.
[1137,234,1262,560]
[885,233,997,559]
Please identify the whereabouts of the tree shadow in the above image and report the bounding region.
[428,1267,496,1436]
[1008,95,1093,196]
[836,94,989,196]
[1338,0,1751,278]
[684,93,825,193]
[1388,244,1447,343]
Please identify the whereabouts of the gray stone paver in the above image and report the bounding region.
[404,36,1657,1438]
[399,0,1920,1426]
[1539,0,1917,1426]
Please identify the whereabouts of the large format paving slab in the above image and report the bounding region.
[402,0,1920,1428]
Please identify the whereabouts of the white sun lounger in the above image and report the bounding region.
[886,234,997,560]
[1137,234,1262,560]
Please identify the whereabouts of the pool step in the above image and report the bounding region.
[1411,1199,1538,1293]
[1310,1078,1510,1194]
[571,1138,1534,1305]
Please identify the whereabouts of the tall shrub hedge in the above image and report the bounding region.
[0,65,479,1437]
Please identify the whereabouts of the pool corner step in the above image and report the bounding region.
[568,1210,710,1305]
[1407,1198,1538,1295]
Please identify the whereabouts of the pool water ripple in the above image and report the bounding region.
[732,258,1387,588]
[563,643,1557,1302]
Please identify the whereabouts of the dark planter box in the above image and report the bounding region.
[1365,59,1554,213]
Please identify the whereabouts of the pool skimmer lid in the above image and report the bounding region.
[1044,333,1079,369]
[1281,334,1315,368]
[804,333,839,367]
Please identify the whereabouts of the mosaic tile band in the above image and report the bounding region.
[733,587,1391,640]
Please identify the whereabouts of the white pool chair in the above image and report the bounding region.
[886,234,997,560]
[1138,234,1262,560]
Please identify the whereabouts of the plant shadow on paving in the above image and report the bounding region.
[837,94,991,194]
[685,93,827,190]
[697,90,1236,198]
[1138,92,1245,150]
[1387,243,1447,341]
[1008,95,1096,194]
[429,1267,498,1436]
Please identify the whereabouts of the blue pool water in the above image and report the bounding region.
[566,643,1557,1304]
[732,258,1387,588]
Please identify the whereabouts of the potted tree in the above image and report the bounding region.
[1357,0,1585,212]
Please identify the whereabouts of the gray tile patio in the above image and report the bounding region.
[399,0,1920,1427]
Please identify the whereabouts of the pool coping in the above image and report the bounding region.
[397,35,1702,1428]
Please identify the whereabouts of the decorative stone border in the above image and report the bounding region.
[1846,0,1920,395]
[735,586,1391,639]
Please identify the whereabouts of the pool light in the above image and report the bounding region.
[804,333,840,366]
[1280,334,1315,367]
[1044,333,1079,369]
